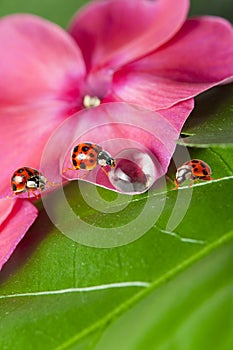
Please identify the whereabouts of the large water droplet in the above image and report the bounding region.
[108,148,159,194]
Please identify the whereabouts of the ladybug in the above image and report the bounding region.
[174,159,213,189]
[10,167,47,197]
[63,142,116,175]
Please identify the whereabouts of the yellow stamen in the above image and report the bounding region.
[83,95,101,108]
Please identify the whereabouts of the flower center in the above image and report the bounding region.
[83,95,101,109]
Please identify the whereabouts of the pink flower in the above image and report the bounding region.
[0,0,233,269]
[0,200,38,269]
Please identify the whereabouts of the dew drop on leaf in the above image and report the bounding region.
[108,148,157,193]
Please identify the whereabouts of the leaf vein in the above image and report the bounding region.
[0,281,150,300]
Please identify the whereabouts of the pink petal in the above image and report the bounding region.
[0,199,38,270]
[111,17,233,110]
[69,0,189,72]
[157,98,194,132]
[0,103,68,198]
[41,101,194,193]
[0,14,85,107]
[0,200,15,226]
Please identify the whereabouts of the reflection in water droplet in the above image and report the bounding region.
[108,148,159,194]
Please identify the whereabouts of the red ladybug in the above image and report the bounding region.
[63,142,116,176]
[10,167,47,197]
[174,159,213,189]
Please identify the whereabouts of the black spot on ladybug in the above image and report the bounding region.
[72,159,77,167]
[80,162,86,169]
[82,146,90,152]
[192,160,199,163]
[72,153,76,158]
[89,159,95,164]
[26,169,34,177]
[194,167,199,172]
[73,145,79,153]
[200,162,206,168]
[202,169,208,175]
[13,184,17,191]
[192,164,196,168]
[89,152,95,158]
[17,168,24,173]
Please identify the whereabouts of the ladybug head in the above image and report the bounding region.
[106,157,116,168]
[97,151,116,168]
[176,165,192,185]
[26,175,47,192]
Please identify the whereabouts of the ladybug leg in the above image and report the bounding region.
[100,166,109,177]
[165,175,177,189]
[46,179,60,187]
[28,189,40,200]
[36,188,44,199]
[172,179,179,190]
[62,167,75,174]
[47,179,54,187]
[28,189,39,199]
[6,192,16,199]
[188,180,195,187]
[200,175,213,181]
[28,190,34,199]
[188,174,199,187]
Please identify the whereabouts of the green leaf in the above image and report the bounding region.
[178,84,233,148]
[0,146,232,349]
[95,239,233,350]
[189,0,233,21]
[0,0,87,28]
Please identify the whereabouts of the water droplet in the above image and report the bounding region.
[109,148,159,194]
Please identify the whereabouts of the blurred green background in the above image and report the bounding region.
[0,0,232,28]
